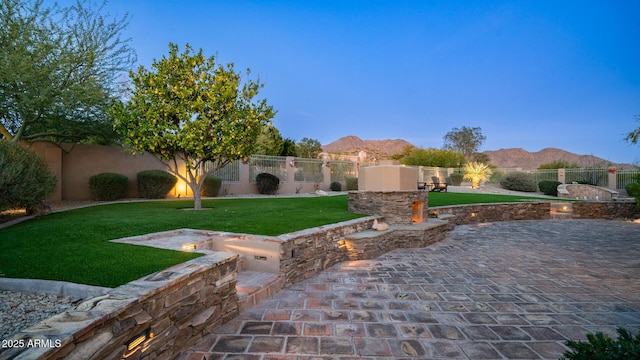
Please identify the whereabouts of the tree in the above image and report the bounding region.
[112,43,275,210]
[400,148,465,167]
[0,0,135,144]
[254,124,284,156]
[443,126,486,162]
[296,137,323,158]
[280,138,298,156]
[624,115,640,145]
[538,160,580,169]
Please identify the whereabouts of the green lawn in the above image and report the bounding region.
[0,193,551,287]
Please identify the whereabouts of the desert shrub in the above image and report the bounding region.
[201,175,222,197]
[137,170,177,199]
[448,173,464,186]
[626,182,640,198]
[89,172,128,201]
[488,170,505,184]
[0,141,56,212]
[256,172,279,195]
[330,181,342,191]
[538,180,562,196]
[561,327,640,360]
[346,177,358,191]
[500,172,538,192]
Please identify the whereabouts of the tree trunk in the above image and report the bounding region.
[190,180,203,210]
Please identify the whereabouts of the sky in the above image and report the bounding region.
[73,0,640,164]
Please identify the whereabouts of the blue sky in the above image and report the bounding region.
[92,0,639,164]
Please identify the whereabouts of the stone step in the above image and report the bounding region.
[236,271,283,313]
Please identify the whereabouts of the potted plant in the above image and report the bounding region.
[463,162,493,189]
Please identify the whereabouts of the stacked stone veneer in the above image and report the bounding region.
[4,200,638,359]
[347,190,429,224]
[3,253,239,360]
[558,183,619,200]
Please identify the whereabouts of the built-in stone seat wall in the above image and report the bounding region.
[558,183,619,200]
[4,200,638,360]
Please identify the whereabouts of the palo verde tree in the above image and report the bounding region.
[625,114,640,145]
[0,0,135,144]
[443,126,486,163]
[112,43,275,210]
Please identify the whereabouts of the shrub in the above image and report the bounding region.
[561,328,640,360]
[538,180,562,196]
[449,173,464,186]
[500,172,538,192]
[89,172,128,201]
[329,181,342,191]
[0,141,56,212]
[346,177,358,191]
[201,175,222,197]
[256,172,279,195]
[137,170,177,199]
[625,182,640,198]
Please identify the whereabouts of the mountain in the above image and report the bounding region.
[323,135,634,169]
[483,148,633,170]
[322,136,413,160]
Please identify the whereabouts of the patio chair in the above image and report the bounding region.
[417,181,428,190]
[430,176,448,192]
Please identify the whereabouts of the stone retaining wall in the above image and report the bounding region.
[2,253,239,360]
[433,202,552,225]
[347,190,429,225]
[558,183,619,200]
[572,201,638,220]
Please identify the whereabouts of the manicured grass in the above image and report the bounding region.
[0,193,552,287]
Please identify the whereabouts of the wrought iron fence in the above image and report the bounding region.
[202,159,241,182]
[330,160,357,182]
[292,158,324,183]
[249,155,288,183]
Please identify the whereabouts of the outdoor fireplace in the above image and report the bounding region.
[412,201,424,224]
[347,164,428,225]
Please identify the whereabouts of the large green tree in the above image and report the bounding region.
[0,0,135,144]
[112,43,275,210]
[296,137,323,159]
[254,124,284,156]
[400,148,465,167]
[443,126,486,162]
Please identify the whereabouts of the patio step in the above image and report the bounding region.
[236,271,283,313]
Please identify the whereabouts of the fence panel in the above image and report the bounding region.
[564,168,609,187]
[203,159,240,182]
[529,169,559,183]
[293,158,324,183]
[249,155,288,183]
[330,160,357,182]
[617,170,639,190]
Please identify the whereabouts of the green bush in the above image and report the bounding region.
[201,175,222,197]
[449,173,464,186]
[0,141,56,212]
[538,180,562,196]
[256,172,279,195]
[626,182,640,198]
[137,170,177,199]
[346,177,358,191]
[488,170,505,184]
[329,181,342,191]
[500,172,538,192]
[561,328,640,360]
[89,172,128,201]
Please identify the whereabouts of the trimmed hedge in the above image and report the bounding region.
[500,171,538,192]
[89,172,128,201]
[137,170,177,199]
[346,177,358,191]
[201,175,222,197]
[256,172,280,195]
[330,181,342,191]
[0,141,56,212]
[538,180,562,196]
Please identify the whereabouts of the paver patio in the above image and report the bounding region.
[183,219,640,359]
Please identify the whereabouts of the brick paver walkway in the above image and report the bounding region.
[183,219,640,359]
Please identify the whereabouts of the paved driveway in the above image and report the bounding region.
[185,219,640,359]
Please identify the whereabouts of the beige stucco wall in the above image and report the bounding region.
[358,165,418,191]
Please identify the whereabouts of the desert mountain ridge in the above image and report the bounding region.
[323,136,635,170]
